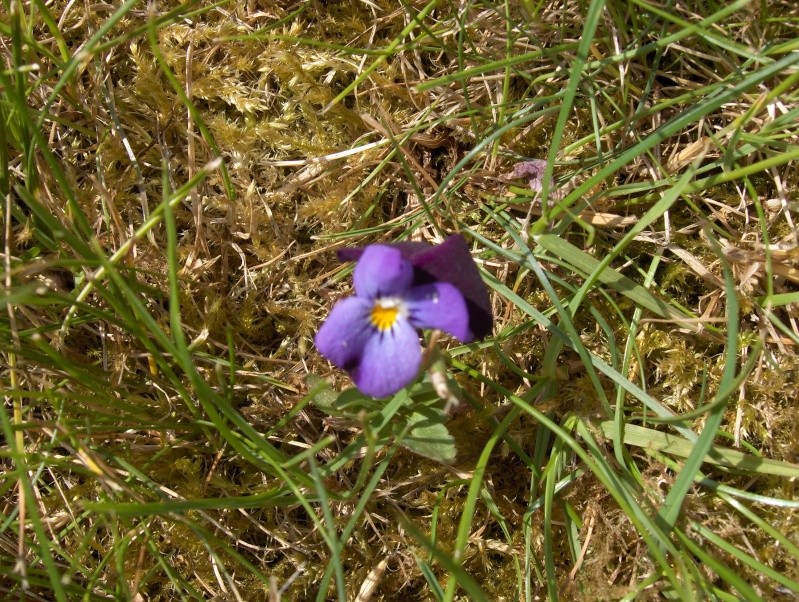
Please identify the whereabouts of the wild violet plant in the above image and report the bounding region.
[312,235,491,461]
[316,234,492,398]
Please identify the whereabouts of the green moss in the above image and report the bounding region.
[3,0,799,600]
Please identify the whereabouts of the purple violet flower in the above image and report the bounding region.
[315,235,492,398]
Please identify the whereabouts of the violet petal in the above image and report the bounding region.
[406,282,470,342]
[352,245,414,299]
[314,297,373,372]
[336,235,493,339]
[352,318,421,398]
[510,159,548,192]
[408,235,493,339]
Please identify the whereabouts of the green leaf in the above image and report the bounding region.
[536,233,681,319]
[306,375,380,416]
[307,374,345,416]
[659,238,740,530]
[307,376,456,461]
[396,404,456,463]
[415,555,446,600]
[594,421,799,478]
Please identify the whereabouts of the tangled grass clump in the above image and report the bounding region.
[2,0,799,600]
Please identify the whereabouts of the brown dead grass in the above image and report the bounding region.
[2,0,799,600]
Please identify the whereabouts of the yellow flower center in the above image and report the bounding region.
[370,299,401,331]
